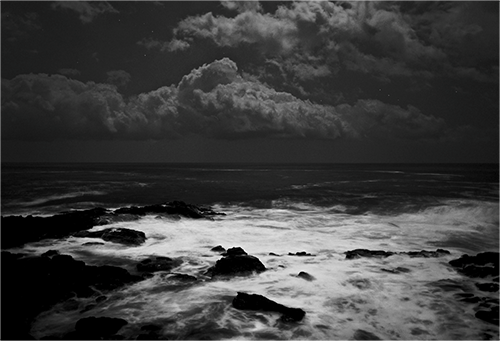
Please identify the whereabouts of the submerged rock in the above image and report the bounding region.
[232,292,306,322]
[211,245,226,253]
[207,247,266,278]
[353,329,381,340]
[381,267,411,274]
[288,251,315,256]
[345,248,451,260]
[137,256,183,273]
[70,316,128,339]
[75,227,146,246]
[296,271,316,281]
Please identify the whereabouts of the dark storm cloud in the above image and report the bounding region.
[165,1,497,83]
[2,58,448,142]
[1,11,41,42]
[106,70,131,88]
[51,1,119,24]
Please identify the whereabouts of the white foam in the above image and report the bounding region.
[25,202,499,339]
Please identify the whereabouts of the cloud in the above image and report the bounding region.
[51,1,119,24]
[221,1,262,13]
[106,70,131,88]
[2,11,41,42]
[58,68,81,77]
[2,58,450,142]
[166,1,497,83]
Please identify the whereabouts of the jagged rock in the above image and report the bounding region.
[232,292,306,322]
[296,271,315,281]
[207,247,266,277]
[75,228,146,246]
[449,252,499,278]
[475,282,499,292]
[168,273,198,282]
[211,245,226,253]
[137,256,182,273]
[406,249,450,258]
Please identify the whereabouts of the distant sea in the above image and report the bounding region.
[1,163,499,339]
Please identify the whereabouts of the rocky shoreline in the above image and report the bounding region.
[1,201,499,339]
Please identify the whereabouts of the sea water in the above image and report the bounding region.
[1,163,498,339]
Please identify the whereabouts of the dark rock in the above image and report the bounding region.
[75,227,146,246]
[137,256,182,272]
[224,247,247,256]
[74,316,128,337]
[114,201,222,219]
[269,252,280,256]
[232,292,305,322]
[288,251,314,256]
[207,248,266,277]
[296,271,315,281]
[1,251,141,340]
[475,307,499,325]
[475,282,499,292]
[41,249,60,258]
[345,249,451,260]
[449,252,499,278]
[353,329,381,340]
[168,273,198,282]
[381,267,411,274]
[211,245,226,253]
[95,295,108,303]
[346,249,394,259]
[82,242,105,246]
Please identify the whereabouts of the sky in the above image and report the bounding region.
[1,1,499,163]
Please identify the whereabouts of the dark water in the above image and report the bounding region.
[2,163,498,216]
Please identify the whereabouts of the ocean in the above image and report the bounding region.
[1,163,499,339]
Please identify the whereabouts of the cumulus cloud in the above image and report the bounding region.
[106,70,131,88]
[2,58,449,142]
[2,11,41,42]
[166,1,497,83]
[51,1,119,24]
[58,68,81,77]
[221,1,262,13]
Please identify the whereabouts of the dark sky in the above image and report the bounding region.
[2,1,499,163]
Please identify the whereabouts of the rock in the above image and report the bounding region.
[75,227,146,246]
[345,249,451,260]
[288,251,314,256]
[211,245,226,253]
[136,256,182,272]
[475,282,499,292]
[82,242,105,246]
[223,247,247,256]
[232,292,306,322]
[475,307,499,325]
[449,252,499,278]
[346,249,394,259]
[1,252,141,339]
[207,248,266,278]
[296,271,315,281]
[74,316,128,338]
[41,249,60,258]
[269,252,280,256]
[353,329,381,340]
[113,201,223,219]
[168,273,198,282]
[381,267,411,274]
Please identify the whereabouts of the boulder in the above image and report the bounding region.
[345,249,394,259]
[296,271,315,281]
[449,252,499,278]
[75,228,146,246]
[137,256,182,273]
[353,329,381,340]
[207,248,266,277]
[288,251,314,257]
[232,292,306,322]
[211,245,226,253]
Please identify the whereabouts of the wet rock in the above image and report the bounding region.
[211,245,226,253]
[74,227,146,246]
[345,249,451,260]
[114,201,223,219]
[232,292,306,322]
[381,267,411,274]
[137,256,183,273]
[269,252,280,256]
[288,251,314,256]
[207,247,266,277]
[82,242,105,246]
[475,282,499,292]
[346,249,394,259]
[168,273,198,282]
[41,249,60,258]
[296,271,315,281]
[1,252,141,339]
[223,247,247,256]
[475,307,499,325]
[353,329,381,340]
[449,252,499,279]
[74,316,128,338]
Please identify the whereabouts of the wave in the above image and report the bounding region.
[12,191,107,207]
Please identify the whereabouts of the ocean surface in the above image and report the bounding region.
[1,163,499,339]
